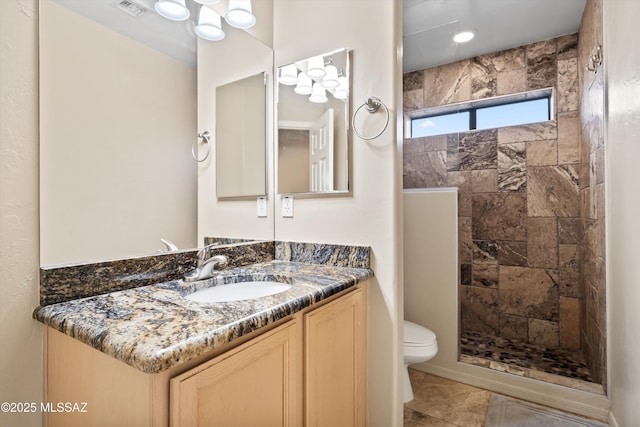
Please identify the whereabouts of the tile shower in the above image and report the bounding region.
[403,0,606,392]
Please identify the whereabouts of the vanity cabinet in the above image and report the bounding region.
[45,284,367,427]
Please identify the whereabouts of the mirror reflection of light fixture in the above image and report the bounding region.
[193,0,220,4]
[306,56,326,79]
[154,0,190,21]
[294,72,313,95]
[309,83,328,103]
[225,0,256,29]
[194,6,225,41]
[279,64,298,85]
[321,64,339,89]
[333,76,349,99]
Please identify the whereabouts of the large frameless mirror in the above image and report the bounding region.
[276,48,351,195]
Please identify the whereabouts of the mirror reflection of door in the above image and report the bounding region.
[310,109,334,192]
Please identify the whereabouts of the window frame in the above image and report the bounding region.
[405,87,554,139]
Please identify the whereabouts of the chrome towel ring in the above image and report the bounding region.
[192,131,211,162]
[352,97,389,140]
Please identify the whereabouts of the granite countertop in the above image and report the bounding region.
[34,260,372,374]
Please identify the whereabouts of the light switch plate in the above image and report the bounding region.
[281,195,294,217]
[257,197,267,217]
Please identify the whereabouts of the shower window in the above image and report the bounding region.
[407,88,552,138]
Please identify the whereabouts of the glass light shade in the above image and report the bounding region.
[193,0,220,4]
[279,64,298,86]
[294,72,313,95]
[225,0,256,29]
[333,76,349,99]
[306,56,326,79]
[195,7,225,41]
[309,83,328,103]
[154,0,190,21]
[321,65,339,89]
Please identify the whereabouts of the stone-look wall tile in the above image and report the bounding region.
[471,169,498,193]
[527,218,558,269]
[560,297,581,349]
[500,314,528,341]
[470,57,497,99]
[558,58,579,112]
[423,60,471,108]
[460,286,499,334]
[528,319,559,347]
[497,241,527,266]
[403,151,448,188]
[498,121,557,143]
[559,244,580,297]
[404,70,423,91]
[403,138,425,154]
[472,263,499,288]
[446,134,461,171]
[488,46,526,72]
[527,140,558,166]
[404,90,423,110]
[558,218,582,244]
[594,146,605,184]
[458,130,498,171]
[558,111,580,164]
[499,266,559,321]
[526,39,558,90]
[497,69,526,95]
[527,165,579,217]
[459,217,473,264]
[461,264,472,286]
[473,240,498,263]
[449,171,472,217]
[472,193,527,241]
[557,33,579,60]
[498,143,526,192]
[412,135,448,152]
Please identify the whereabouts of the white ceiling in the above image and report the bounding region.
[403,0,587,72]
[52,0,587,72]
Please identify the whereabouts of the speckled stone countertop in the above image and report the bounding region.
[34,260,371,374]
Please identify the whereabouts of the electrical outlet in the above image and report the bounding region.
[281,195,294,217]
[257,197,267,217]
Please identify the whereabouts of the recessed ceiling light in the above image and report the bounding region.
[453,30,475,44]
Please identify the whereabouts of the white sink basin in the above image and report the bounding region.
[185,281,292,303]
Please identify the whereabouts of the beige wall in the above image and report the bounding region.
[40,0,197,265]
[604,0,640,425]
[273,0,403,424]
[0,1,42,426]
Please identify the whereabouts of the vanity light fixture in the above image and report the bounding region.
[279,64,299,86]
[193,0,220,4]
[309,83,328,103]
[154,0,190,21]
[225,0,256,29]
[306,56,327,79]
[194,6,225,41]
[453,30,475,43]
[294,72,313,95]
[333,76,349,100]
[321,64,340,89]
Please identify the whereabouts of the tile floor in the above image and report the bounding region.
[403,370,608,427]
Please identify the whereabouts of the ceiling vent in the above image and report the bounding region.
[115,0,150,18]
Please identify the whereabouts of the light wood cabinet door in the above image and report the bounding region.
[170,320,302,427]
[304,288,367,427]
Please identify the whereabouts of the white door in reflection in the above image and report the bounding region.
[310,109,334,192]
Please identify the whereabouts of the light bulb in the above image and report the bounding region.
[453,30,475,43]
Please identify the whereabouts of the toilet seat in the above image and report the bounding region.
[404,320,436,347]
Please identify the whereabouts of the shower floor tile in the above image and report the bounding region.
[460,331,605,394]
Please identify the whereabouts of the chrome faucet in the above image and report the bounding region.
[184,244,228,282]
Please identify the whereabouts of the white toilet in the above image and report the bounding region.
[403,320,438,403]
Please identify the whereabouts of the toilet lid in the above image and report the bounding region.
[404,321,437,346]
